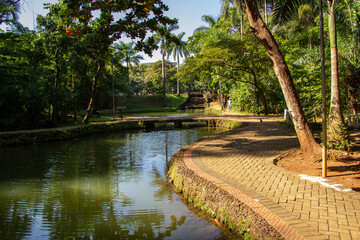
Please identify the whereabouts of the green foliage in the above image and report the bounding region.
[180,13,282,115]
[145,61,177,94]
[0,0,177,130]
[124,94,187,112]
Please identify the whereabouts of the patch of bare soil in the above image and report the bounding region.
[277,148,360,192]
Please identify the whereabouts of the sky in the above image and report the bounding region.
[13,0,222,63]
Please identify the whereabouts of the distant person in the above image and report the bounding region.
[227,99,232,110]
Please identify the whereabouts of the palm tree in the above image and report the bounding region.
[298,4,316,49]
[167,32,190,95]
[194,15,218,33]
[339,1,360,114]
[221,0,244,36]
[326,0,348,148]
[221,0,277,36]
[113,42,144,88]
[272,0,349,149]
[153,24,179,107]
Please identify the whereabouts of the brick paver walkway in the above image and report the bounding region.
[185,114,360,240]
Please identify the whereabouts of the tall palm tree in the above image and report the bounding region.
[221,0,245,36]
[221,0,276,36]
[194,15,218,33]
[221,0,243,37]
[326,0,348,148]
[298,4,317,49]
[113,42,144,88]
[167,32,189,95]
[153,24,178,107]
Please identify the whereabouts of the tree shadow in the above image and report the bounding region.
[333,155,359,164]
[328,165,360,173]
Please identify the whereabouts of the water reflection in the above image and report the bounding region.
[0,128,237,239]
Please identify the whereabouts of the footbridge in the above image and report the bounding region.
[123,116,239,129]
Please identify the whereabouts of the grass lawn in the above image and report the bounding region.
[60,94,189,127]
[125,94,188,112]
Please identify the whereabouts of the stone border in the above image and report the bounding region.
[0,117,242,147]
[167,127,324,240]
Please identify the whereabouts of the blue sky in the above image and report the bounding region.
[15,0,222,63]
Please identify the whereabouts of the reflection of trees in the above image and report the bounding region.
[94,212,186,239]
[0,188,36,240]
[0,128,228,239]
[150,165,174,201]
[0,144,53,181]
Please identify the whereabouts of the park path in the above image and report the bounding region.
[184,114,360,240]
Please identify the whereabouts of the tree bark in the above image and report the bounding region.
[244,0,320,153]
[177,52,180,95]
[235,0,244,38]
[216,68,224,111]
[327,0,348,147]
[81,62,103,125]
[52,65,60,127]
[162,48,167,107]
[72,70,77,121]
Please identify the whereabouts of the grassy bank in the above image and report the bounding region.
[125,94,188,112]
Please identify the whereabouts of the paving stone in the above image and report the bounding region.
[183,115,360,240]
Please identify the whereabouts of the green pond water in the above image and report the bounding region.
[0,127,241,240]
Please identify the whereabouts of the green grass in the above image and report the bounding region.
[59,95,188,127]
[60,117,117,127]
[125,94,188,112]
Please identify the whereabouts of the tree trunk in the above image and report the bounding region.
[52,65,60,127]
[216,68,224,111]
[244,0,320,153]
[112,63,115,119]
[327,0,348,148]
[264,0,268,24]
[72,70,77,121]
[162,48,167,107]
[126,62,130,88]
[81,62,103,125]
[177,52,180,95]
[235,0,244,38]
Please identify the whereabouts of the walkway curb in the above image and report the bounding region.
[168,116,360,239]
[189,139,309,239]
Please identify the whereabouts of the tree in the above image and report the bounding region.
[272,0,350,149]
[58,0,176,124]
[37,3,75,127]
[327,0,349,148]
[243,0,321,153]
[221,0,244,37]
[0,31,49,130]
[194,15,218,33]
[167,32,189,95]
[113,42,144,90]
[153,24,178,107]
[145,61,177,95]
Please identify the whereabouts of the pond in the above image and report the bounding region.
[0,127,241,239]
